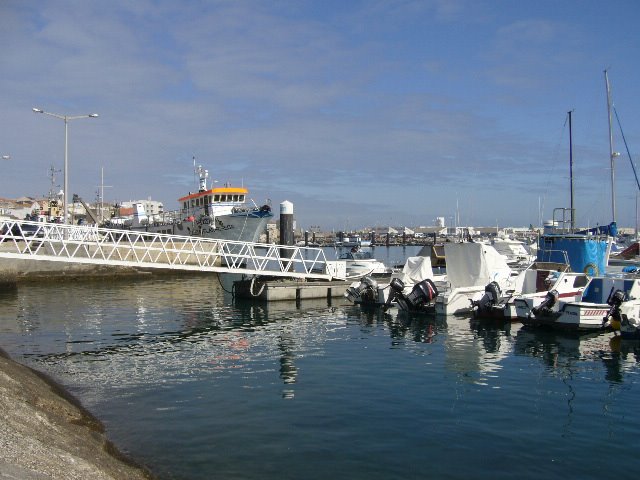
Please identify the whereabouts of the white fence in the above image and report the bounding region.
[0,219,342,280]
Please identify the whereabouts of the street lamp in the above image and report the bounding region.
[33,107,98,225]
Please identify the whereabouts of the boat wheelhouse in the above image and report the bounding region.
[179,185,250,219]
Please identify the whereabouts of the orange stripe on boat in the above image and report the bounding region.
[179,187,249,202]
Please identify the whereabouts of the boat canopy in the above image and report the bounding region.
[444,242,512,289]
[394,256,436,285]
[575,221,617,237]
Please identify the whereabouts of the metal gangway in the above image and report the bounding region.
[0,219,343,280]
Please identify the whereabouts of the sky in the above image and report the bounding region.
[1,0,640,231]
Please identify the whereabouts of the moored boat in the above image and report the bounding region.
[344,255,446,313]
[607,288,640,339]
[105,163,273,243]
[434,242,513,316]
[475,261,588,320]
[339,247,391,279]
[521,277,640,331]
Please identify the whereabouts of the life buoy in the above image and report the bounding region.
[583,263,599,276]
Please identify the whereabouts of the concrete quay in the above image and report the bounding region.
[0,348,153,480]
[233,277,352,301]
[0,255,155,284]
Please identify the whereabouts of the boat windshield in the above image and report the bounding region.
[339,251,374,260]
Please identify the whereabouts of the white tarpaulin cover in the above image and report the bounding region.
[394,256,434,285]
[444,242,512,288]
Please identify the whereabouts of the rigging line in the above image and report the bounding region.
[613,106,640,191]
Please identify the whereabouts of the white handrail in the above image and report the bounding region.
[0,219,341,280]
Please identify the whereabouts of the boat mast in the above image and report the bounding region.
[605,69,616,223]
[568,110,575,232]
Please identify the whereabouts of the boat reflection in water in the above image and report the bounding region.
[514,327,640,383]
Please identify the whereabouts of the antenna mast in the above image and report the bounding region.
[605,69,617,223]
[568,110,575,232]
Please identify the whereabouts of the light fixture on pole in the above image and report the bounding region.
[33,107,99,225]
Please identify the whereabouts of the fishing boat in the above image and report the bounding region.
[521,276,640,332]
[474,261,589,320]
[105,163,273,243]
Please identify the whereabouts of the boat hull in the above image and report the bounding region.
[435,287,483,316]
[130,210,272,243]
[522,302,610,331]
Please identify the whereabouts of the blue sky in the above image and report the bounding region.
[1,0,639,230]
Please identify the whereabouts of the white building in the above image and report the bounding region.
[121,199,164,216]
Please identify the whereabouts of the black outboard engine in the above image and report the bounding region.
[394,278,439,313]
[345,276,379,304]
[605,289,626,327]
[472,281,502,314]
[531,289,559,316]
[382,278,405,311]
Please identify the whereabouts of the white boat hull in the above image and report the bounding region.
[435,286,484,316]
[522,302,611,331]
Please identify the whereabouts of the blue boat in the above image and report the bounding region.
[536,212,615,276]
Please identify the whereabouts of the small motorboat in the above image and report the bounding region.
[344,256,446,313]
[339,248,391,279]
[521,277,640,332]
[473,262,589,320]
[606,288,640,339]
[434,242,514,316]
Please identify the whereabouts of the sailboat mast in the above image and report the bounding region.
[569,110,575,232]
[605,69,616,223]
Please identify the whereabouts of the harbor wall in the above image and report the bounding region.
[0,257,153,284]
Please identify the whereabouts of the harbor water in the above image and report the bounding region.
[1,246,639,479]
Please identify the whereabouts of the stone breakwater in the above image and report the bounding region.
[0,347,153,480]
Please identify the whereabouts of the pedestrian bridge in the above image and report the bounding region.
[0,219,342,280]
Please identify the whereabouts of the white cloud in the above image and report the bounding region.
[0,0,637,229]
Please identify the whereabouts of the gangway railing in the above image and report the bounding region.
[0,219,342,280]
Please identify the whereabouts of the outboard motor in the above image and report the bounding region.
[395,278,439,313]
[345,276,379,304]
[382,278,405,311]
[604,289,626,329]
[531,289,559,317]
[472,281,502,314]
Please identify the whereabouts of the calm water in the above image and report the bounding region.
[1,247,639,480]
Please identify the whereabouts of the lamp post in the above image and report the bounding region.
[33,107,98,225]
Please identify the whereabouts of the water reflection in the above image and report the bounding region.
[514,326,640,383]
[0,277,360,405]
[3,276,640,480]
[346,304,447,347]
[347,304,526,385]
